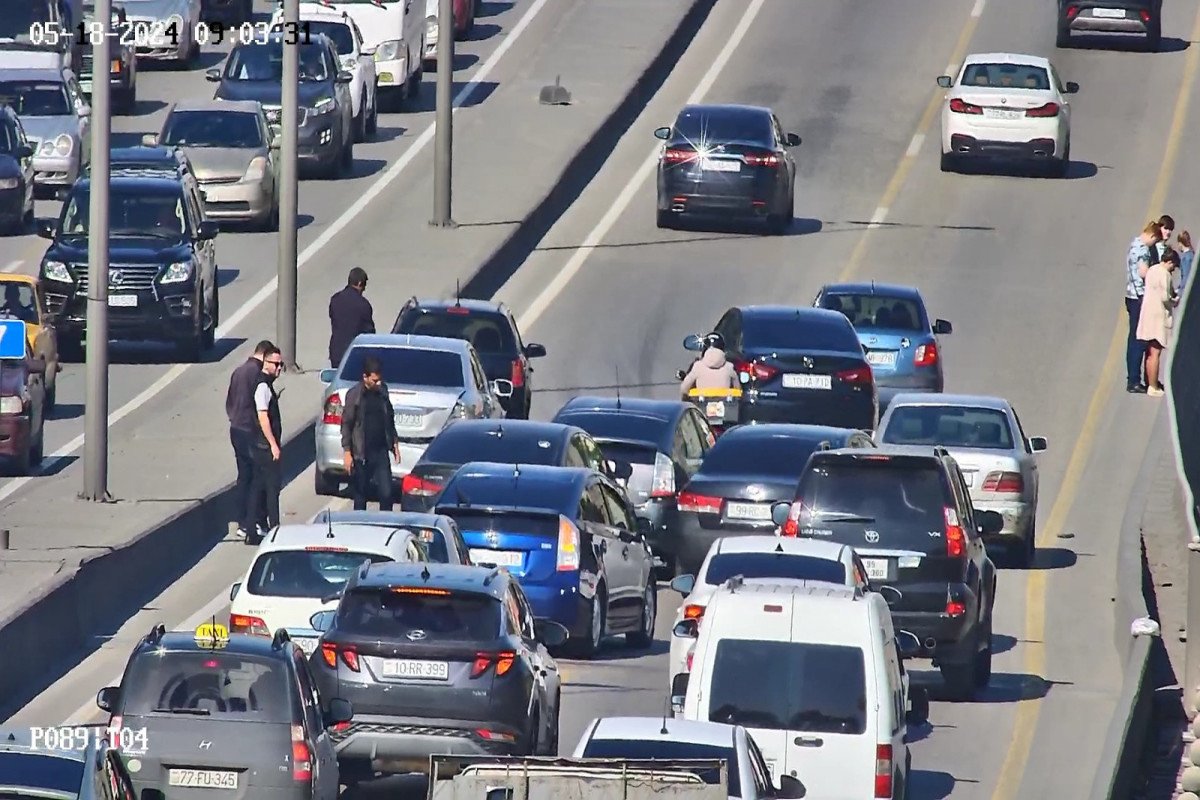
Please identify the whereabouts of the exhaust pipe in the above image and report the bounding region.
[670,203,686,213]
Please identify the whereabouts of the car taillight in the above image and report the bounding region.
[732,360,780,382]
[913,342,938,367]
[110,59,121,73]
[510,358,525,388]
[678,491,722,514]
[1065,4,1079,19]
[322,393,342,425]
[946,596,967,617]
[949,98,983,115]
[320,642,360,672]
[945,507,965,558]
[685,650,694,670]
[402,473,442,497]
[683,604,705,620]
[471,651,516,678]
[556,516,580,571]
[662,148,696,164]
[651,452,676,498]
[743,151,781,167]
[875,744,893,798]
[109,715,123,750]
[781,502,801,536]
[291,725,312,783]
[982,471,1023,493]
[1139,9,1151,22]
[1025,102,1060,118]
[836,366,873,384]
[229,613,269,636]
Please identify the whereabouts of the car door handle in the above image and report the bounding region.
[793,736,823,747]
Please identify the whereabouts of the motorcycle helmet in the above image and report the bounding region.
[702,332,726,352]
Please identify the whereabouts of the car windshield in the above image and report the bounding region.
[0,81,69,116]
[699,434,823,480]
[60,188,186,239]
[820,294,924,332]
[0,282,38,324]
[674,108,771,146]
[397,308,517,355]
[961,62,1050,90]
[246,550,391,599]
[704,553,846,587]
[798,460,945,531]
[335,587,500,640]
[882,405,1014,450]
[707,639,866,734]
[225,41,330,82]
[301,21,354,54]
[0,1,55,41]
[161,110,264,148]
[121,653,293,723]
[0,753,84,797]
[743,315,859,352]
[421,429,562,467]
[339,346,465,388]
[580,739,739,795]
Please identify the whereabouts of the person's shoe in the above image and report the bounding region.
[1148,386,1165,397]
[1127,383,1148,393]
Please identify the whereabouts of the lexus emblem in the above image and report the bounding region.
[802,356,814,368]
[864,530,880,543]
[198,741,212,750]
[109,270,124,287]
[406,630,427,641]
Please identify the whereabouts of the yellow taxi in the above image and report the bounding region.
[0,274,60,408]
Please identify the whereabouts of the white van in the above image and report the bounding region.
[673,580,928,800]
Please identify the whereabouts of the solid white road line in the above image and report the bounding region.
[868,206,889,229]
[0,0,555,507]
[516,0,769,332]
[971,0,985,18]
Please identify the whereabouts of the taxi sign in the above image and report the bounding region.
[0,319,26,359]
[194,622,230,648]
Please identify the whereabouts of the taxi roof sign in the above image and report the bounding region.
[194,622,230,648]
[0,319,27,360]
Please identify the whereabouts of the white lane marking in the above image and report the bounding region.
[2,260,22,273]
[906,132,925,158]
[0,0,555,506]
[868,206,889,229]
[970,0,985,18]
[517,0,768,332]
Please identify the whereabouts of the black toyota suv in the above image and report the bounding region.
[1056,0,1161,50]
[37,149,220,361]
[772,445,1001,700]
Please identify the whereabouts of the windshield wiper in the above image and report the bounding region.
[804,511,875,523]
[152,707,210,715]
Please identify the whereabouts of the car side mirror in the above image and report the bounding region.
[96,686,118,713]
[606,459,633,480]
[319,368,335,384]
[1065,81,1079,94]
[336,70,353,84]
[977,509,1003,535]
[141,133,159,147]
[877,585,902,607]
[669,574,695,595]
[670,673,690,713]
[16,144,32,159]
[776,774,806,799]
[682,333,703,351]
[26,357,46,374]
[906,685,929,727]
[895,630,921,660]
[534,618,569,647]
[784,132,801,147]
[932,318,952,335]
[324,697,353,726]
[771,501,792,526]
[309,610,336,632]
[38,220,57,239]
[523,342,547,358]
[936,75,953,88]
[672,619,699,638]
[230,582,241,601]
[654,126,672,140]
[491,378,514,398]
[1028,436,1048,453]
[197,220,219,240]
[205,67,221,82]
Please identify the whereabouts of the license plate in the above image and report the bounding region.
[705,401,726,417]
[292,636,318,655]
[865,351,897,367]
[1092,7,1127,17]
[395,412,423,428]
[382,659,449,680]
[983,108,1024,120]
[782,373,832,390]
[468,548,523,567]
[168,770,238,789]
[725,502,771,521]
[700,157,740,173]
[108,294,137,307]
[378,72,395,83]
[80,80,92,92]
[862,558,889,581]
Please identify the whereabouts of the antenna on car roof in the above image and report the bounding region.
[660,698,670,735]
[615,364,622,410]
[421,564,431,582]
[326,511,335,539]
[454,279,462,308]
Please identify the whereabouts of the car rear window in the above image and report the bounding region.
[674,108,772,145]
[704,553,846,586]
[335,587,500,640]
[554,412,670,446]
[0,753,84,794]
[882,406,1014,450]
[700,434,824,479]
[246,549,391,598]
[339,346,464,387]
[797,459,946,533]
[395,308,517,355]
[580,739,739,794]
[441,510,560,540]
[421,429,563,467]
[438,476,577,514]
[121,653,292,723]
[592,441,660,505]
[961,62,1050,90]
[408,527,451,563]
[819,294,924,332]
[707,639,866,735]
[742,315,860,352]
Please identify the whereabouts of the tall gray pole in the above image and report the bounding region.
[81,0,112,502]
[430,0,455,227]
[277,0,299,369]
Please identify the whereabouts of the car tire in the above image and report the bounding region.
[404,57,424,108]
[567,582,606,658]
[314,469,339,496]
[339,135,354,176]
[1015,523,1036,568]
[940,151,957,173]
[366,94,379,135]
[354,92,368,142]
[260,202,280,232]
[765,208,790,236]
[203,284,219,349]
[12,440,32,476]
[938,659,975,701]
[626,582,657,648]
[1055,22,1071,48]
[973,616,993,689]
[656,210,675,229]
[1146,20,1162,52]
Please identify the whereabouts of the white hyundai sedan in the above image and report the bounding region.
[937,53,1077,177]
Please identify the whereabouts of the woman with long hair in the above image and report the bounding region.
[1137,247,1180,396]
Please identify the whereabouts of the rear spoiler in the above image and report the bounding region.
[592,436,659,450]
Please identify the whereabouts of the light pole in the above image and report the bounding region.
[430,0,455,227]
[277,0,300,369]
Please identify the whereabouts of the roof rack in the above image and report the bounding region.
[271,628,291,650]
[144,623,167,644]
[932,446,950,457]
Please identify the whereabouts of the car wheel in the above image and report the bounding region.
[405,56,424,107]
[940,151,957,173]
[314,469,339,496]
[13,439,32,476]
[627,582,657,648]
[765,205,790,236]
[568,582,606,658]
[354,92,368,142]
[1145,20,1162,52]
[656,209,675,229]
[366,93,379,135]
[202,284,219,349]
[45,374,57,412]
[1055,23,1071,48]
[1049,141,1070,178]
[938,659,975,701]
[339,135,354,176]
[972,617,993,689]
[1014,523,1036,568]
[185,34,200,67]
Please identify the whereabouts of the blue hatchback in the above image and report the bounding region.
[434,462,657,658]
[813,282,952,410]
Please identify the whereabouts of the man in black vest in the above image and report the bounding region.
[341,354,401,510]
[249,344,285,538]
[226,339,274,538]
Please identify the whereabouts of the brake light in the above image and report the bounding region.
[229,614,269,636]
[471,651,516,678]
[557,516,580,571]
[685,650,694,670]
[1139,9,1151,22]
[743,152,781,167]
[683,604,705,620]
[110,59,121,73]
[945,507,965,558]
[402,473,443,497]
[320,642,360,671]
[1065,5,1079,19]
[651,452,676,498]
[445,305,470,315]
[982,471,1023,493]
[781,502,801,536]
[291,725,312,783]
[475,729,517,742]
[392,587,450,595]
[836,366,873,384]
[733,361,779,382]
[1025,102,1060,118]
[763,604,783,613]
[510,358,525,388]
[662,148,697,164]
[875,744,893,798]
[678,491,722,514]
[109,715,123,750]
[949,98,983,115]
[946,597,967,617]
[322,393,342,425]
[913,342,938,367]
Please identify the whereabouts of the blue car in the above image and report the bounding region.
[434,461,657,658]
[813,282,952,410]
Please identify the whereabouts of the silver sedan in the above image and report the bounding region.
[0,67,90,200]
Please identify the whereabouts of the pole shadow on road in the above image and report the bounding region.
[408,81,499,113]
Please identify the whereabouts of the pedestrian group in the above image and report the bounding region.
[1126,214,1187,396]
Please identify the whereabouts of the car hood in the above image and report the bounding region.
[182,147,263,181]
[215,79,332,107]
[49,237,192,266]
[121,0,187,22]
[20,118,76,145]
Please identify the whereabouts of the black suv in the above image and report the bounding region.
[772,445,1001,699]
[96,623,353,800]
[391,297,547,419]
[307,562,568,781]
[1056,0,1161,50]
[38,147,220,360]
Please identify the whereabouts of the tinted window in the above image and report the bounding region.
[798,460,945,531]
[674,107,772,145]
[161,111,264,148]
[422,429,563,466]
[707,639,866,735]
[594,441,659,504]
[439,475,576,514]
[0,282,37,324]
[0,81,69,116]
[395,308,517,355]
[281,21,354,54]
[246,549,390,598]
[0,120,18,153]
[441,510,559,538]
[0,753,83,794]
[700,434,826,479]
[339,346,464,387]
[408,527,450,563]
[61,186,185,238]
[225,41,330,82]
[0,1,55,39]
[882,406,1014,450]
[580,740,740,795]
[121,653,292,722]
[743,314,859,352]
[335,588,499,640]
[820,294,924,332]
[962,62,1050,90]
[554,412,670,446]
[704,553,846,586]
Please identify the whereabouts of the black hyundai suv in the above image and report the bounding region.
[772,445,1001,699]
[307,562,568,782]
[38,148,220,361]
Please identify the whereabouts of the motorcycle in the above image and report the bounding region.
[676,368,742,436]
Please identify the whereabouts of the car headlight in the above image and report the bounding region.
[449,401,469,419]
[160,260,192,283]
[310,96,335,115]
[0,177,18,190]
[374,39,402,61]
[244,156,268,182]
[425,15,438,40]
[0,396,24,414]
[38,135,73,158]
[42,260,71,282]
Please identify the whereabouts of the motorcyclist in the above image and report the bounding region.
[679,333,739,398]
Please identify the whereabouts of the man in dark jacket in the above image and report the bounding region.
[328,267,375,367]
[249,344,285,538]
[341,354,401,511]
[226,339,274,538]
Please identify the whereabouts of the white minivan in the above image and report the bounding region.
[672,580,928,800]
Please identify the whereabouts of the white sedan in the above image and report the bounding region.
[937,52,1077,177]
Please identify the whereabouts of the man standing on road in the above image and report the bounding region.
[328,267,375,368]
[341,354,401,511]
[1126,221,1161,394]
[226,339,274,539]
[249,344,286,538]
